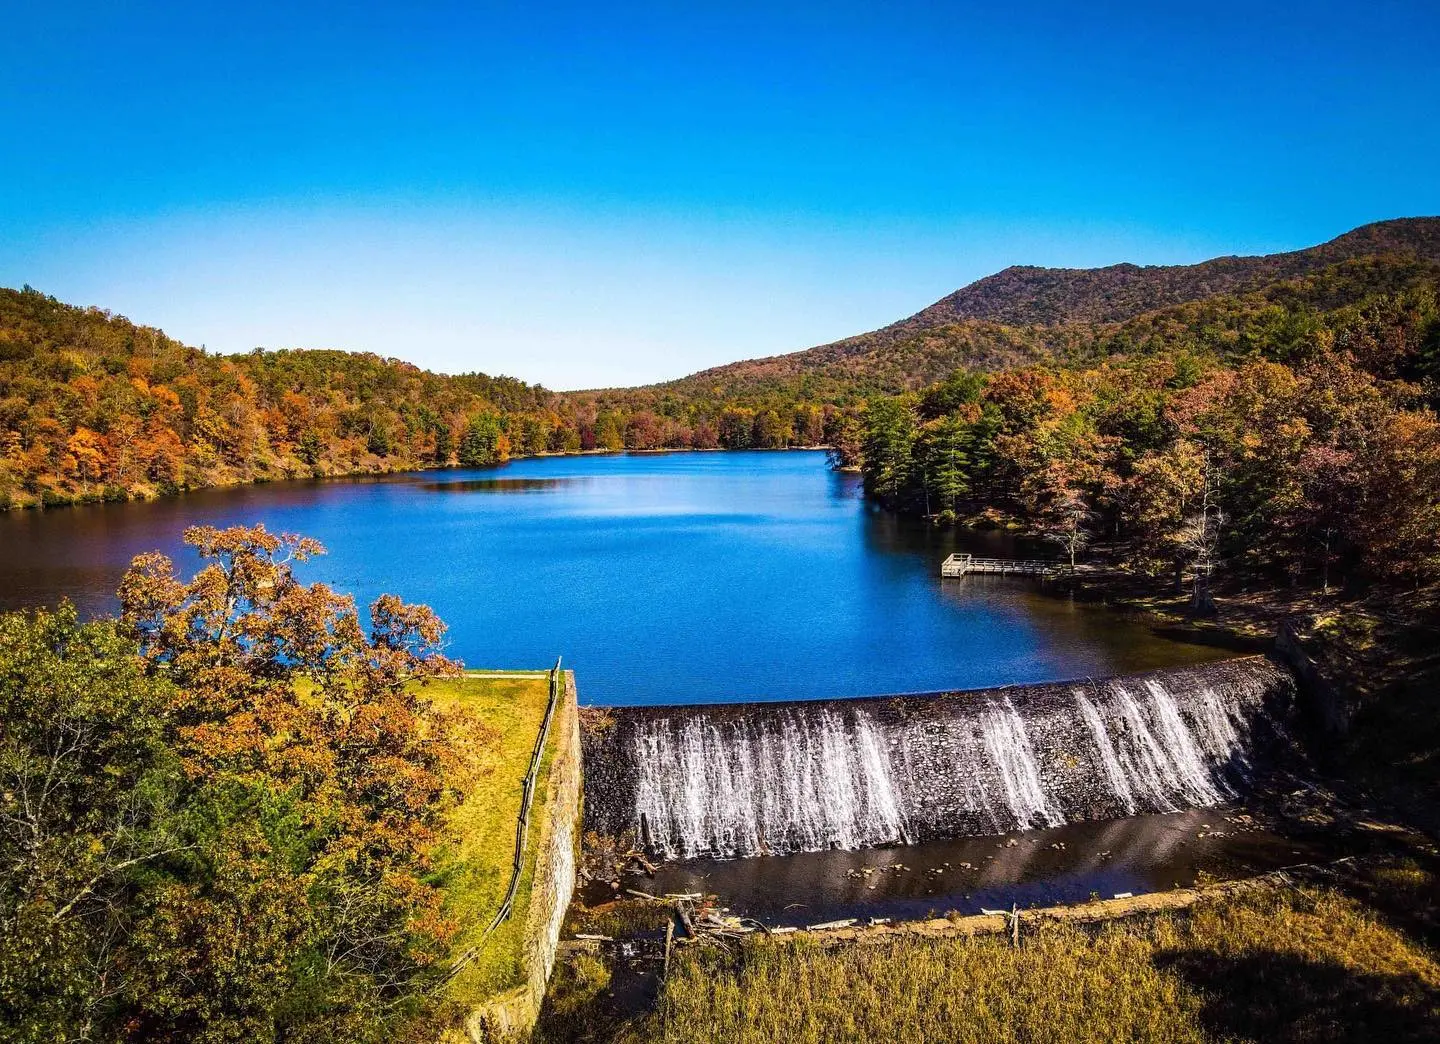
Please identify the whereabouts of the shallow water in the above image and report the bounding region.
[592,806,1364,927]
[0,450,1234,705]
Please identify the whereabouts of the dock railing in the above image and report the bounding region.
[941,553,1058,577]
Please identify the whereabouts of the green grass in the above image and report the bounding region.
[540,882,1440,1043]
[424,670,557,1011]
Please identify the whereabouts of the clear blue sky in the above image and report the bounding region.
[2,1,1437,388]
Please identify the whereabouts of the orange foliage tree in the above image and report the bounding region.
[111,524,473,1039]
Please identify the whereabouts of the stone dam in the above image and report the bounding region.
[580,656,1297,861]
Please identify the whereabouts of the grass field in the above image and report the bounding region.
[539,874,1440,1043]
[424,670,558,1012]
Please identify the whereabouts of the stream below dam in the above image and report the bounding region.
[583,794,1399,928]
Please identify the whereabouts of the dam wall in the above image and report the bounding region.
[467,671,583,1043]
[581,657,1296,861]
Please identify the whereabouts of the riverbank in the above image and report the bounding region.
[537,850,1440,1043]
[0,445,831,512]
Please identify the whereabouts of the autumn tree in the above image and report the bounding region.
[718,407,755,449]
[0,606,184,1043]
[1123,440,1207,584]
[64,427,108,496]
[751,409,792,449]
[823,409,863,469]
[1037,481,1098,571]
[594,412,625,452]
[109,524,469,1041]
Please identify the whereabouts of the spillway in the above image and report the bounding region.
[581,657,1296,861]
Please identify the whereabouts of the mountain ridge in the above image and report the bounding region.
[667,216,1440,391]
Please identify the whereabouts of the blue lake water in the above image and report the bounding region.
[0,450,1229,704]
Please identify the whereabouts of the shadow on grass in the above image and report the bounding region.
[533,947,659,1044]
[1335,843,1440,952]
[1160,948,1440,1043]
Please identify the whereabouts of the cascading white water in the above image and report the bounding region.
[1074,689,1139,815]
[603,658,1292,860]
[1077,682,1230,814]
[980,697,1065,830]
[628,697,1072,858]
[632,708,911,859]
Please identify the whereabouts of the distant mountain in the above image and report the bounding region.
[668,217,1440,396]
[886,216,1440,329]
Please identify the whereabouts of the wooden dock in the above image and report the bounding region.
[941,553,1056,578]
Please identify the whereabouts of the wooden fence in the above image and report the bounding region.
[485,656,564,934]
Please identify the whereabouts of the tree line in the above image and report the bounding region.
[0,287,854,510]
[857,276,1440,603]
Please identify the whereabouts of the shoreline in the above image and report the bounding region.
[1,444,836,514]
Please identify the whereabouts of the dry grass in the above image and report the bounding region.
[540,883,1440,1043]
[564,897,674,940]
[423,670,556,1007]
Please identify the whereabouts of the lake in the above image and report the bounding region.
[0,450,1231,705]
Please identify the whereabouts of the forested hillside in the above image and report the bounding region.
[0,288,846,508]
[5,217,1440,512]
[884,216,1440,327]
[856,259,1440,594]
[675,217,1440,396]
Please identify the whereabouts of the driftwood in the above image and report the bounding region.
[806,918,859,931]
[617,890,771,950]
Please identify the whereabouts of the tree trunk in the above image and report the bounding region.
[1191,568,1216,617]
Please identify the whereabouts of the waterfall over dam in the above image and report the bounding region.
[580,657,1297,861]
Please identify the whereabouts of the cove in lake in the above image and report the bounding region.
[0,450,1234,705]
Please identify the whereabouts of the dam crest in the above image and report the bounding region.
[582,657,1296,861]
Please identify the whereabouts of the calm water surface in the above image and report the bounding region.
[599,806,1355,926]
[0,450,1230,704]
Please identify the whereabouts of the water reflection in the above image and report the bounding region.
[0,451,1234,705]
[609,807,1342,925]
[419,477,578,493]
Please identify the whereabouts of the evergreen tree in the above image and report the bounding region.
[861,397,917,506]
[915,415,970,518]
[458,413,503,466]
